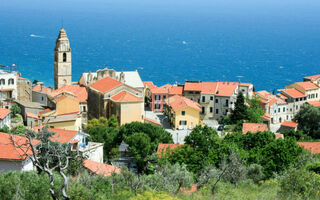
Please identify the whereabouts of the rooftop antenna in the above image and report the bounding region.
[61,18,64,28]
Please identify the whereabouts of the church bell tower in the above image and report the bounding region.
[54,28,72,89]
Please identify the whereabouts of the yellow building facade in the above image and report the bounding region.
[166,95,201,130]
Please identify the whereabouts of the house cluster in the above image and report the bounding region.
[0,27,319,175]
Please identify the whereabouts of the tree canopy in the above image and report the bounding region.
[294,104,320,139]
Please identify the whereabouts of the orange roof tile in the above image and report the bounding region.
[297,142,320,154]
[295,82,319,90]
[0,108,10,119]
[184,82,202,91]
[215,82,238,97]
[166,95,201,112]
[32,85,53,95]
[150,84,171,94]
[157,144,183,158]
[33,127,78,144]
[26,112,39,119]
[17,77,29,81]
[308,101,320,107]
[304,74,320,81]
[83,160,121,177]
[143,81,157,90]
[39,108,52,114]
[201,82,218,94]
[277,93,288,100]
[281,121,298,128]
[275,133,284,139]
[282,88,306,98]
[256,91,287,106]
[242,123,268,134]
[263,113,270,121]
[0,89,14,92]
[0,132,40,160]
[90,77,122,93]
[50,85,88,102]
[111,91,142,102]
[168,86,183,95]
[239,83,252,87]
[144,117,162,126]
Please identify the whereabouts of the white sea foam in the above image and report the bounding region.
[182,41,187,45]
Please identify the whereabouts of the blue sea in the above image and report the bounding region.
[0,0,319,91]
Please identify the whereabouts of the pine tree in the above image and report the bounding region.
[230,91,248,123]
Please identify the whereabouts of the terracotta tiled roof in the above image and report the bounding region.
[166,95,201,112]
[157,144,183,158]
[184,82,202,91]
[215,82,238,97]
[297,142,320,154]
[83,160,121,177]
[90,77,122,93]
[50,85,88,102]
[277,93,288,100]
[201,82,218,94]
[39,108,52,114]
[281,121,298,128]
[54,94,79,103]
[144,117,162,126]
[263,113,270,121]
[295,82,319,90]
[168,86,183,95]
[111,91,142,102]
[26,112,39,119]
[0,89,14,92]
[242,123,268,134]
[33,127,78,144]
[17,77,29,81]
[0,132,40,160]
[282,88,306,98]
[0,108,10,119]
[32,85,52,95]
[143,81,157,90]
[307,101,320,107]
[275,133,284,139]
[256,91,287,106]
[150,84,171,94]
[304,74,320,81]
[239,83,252,87]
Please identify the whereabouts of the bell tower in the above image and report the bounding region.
[54,28,72,89]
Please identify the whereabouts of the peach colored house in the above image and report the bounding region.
[88,76,144,126]
[150,84,183,112]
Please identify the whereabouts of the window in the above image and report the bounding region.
[215,99,218,103]
[8,78,14,85]
[308,94,310,99]
[154,104,161,109]
[63,52,67,62]
[83,106,86,112]
[179,120,187,125]
[202,96,205,102]
[316,94,318,98]
[41,96,44,101]
[210,107,213,113]
[198,99,200,103]
[283,107,285,112]
[55,53,58,62]
[215,109,219,114]
[274,109,277,113]
[300,98,303,101]
[242,89,245,92]
[181,111,185,116]
[0,79,4,85]
[286,115,289,120]
[278,108,280,113]
[201,107,205,114]
[163,104,166,110]
[226,99,229,107]
[155,95,160,100]
[296,105,298,110]
[163,95,166,100]
[311,94,315,99]
[210,96,213,101]
[304,97,307,100]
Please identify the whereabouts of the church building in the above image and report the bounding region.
[54,28,72,89]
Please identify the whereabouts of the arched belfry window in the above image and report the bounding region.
[63,53,67,62]
[8,78,14,85]
[0,79,5,85]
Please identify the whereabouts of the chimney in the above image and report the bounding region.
[38,82,44,92]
